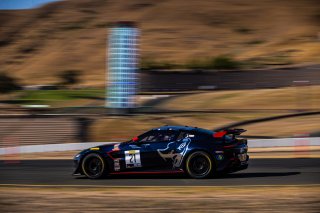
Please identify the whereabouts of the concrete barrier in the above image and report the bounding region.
[248,137,320,148]
[0,138,319,155]
[0,142,115,155]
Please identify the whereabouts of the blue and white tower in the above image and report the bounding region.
[106,22,139,111]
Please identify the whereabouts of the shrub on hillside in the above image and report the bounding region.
[209,56,240,69]
[140,56,240,71]
[58,70,82,86]
[140,59,177,70]
[186,56,240,70]
[185,59,211,70]
[0,72,21,93]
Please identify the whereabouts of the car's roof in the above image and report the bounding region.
[153,125,213,134]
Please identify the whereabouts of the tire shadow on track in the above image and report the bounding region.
[74,172,300,180]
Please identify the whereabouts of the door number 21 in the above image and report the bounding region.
[125,150,142,168]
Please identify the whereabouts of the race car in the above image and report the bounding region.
[73,125,249,179]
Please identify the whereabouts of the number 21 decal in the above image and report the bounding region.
[125,150,142,168]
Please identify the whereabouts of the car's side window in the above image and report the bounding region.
[138,131,156,143]
[177,131,188,141]
[161,130,178,142]
[139,130,178,143]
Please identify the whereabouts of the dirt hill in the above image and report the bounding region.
[0,0,319,85]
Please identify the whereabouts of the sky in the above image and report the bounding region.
[0,0,61,10]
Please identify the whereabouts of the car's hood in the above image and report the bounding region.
[97,143,121,152]
[76,142,121,156]
[95,142,122,152]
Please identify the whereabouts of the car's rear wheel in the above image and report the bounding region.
[81,153,106,179]
[185,151,213,179]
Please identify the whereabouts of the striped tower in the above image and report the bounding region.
[106,22,139,113]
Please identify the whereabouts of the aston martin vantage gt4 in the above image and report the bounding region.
[73,126,249,179]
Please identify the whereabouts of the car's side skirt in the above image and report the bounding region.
[109,170,184,175]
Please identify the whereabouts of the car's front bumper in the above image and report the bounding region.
[73,154,82,175]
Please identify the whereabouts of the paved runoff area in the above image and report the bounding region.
[1,151,319,212]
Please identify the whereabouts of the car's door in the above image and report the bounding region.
[157,131,194,168]
[119,130,165,171]
[142,129,180,169]
[123,129,179,170]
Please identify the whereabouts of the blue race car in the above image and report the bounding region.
[73,126,249,179]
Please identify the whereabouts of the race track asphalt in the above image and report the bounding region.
[0,158,319,186]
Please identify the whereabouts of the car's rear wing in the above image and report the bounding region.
[225,128,246,135]
[213,128,246,138]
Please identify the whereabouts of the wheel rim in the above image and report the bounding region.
[84,156,103,178]
[188,153,211,177]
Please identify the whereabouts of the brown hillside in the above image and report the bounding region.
[0,0,319,86]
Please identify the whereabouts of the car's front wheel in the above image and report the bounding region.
[185,151,214,179]
[81,153,106,179]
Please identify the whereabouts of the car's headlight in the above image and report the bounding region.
[74,154,81,158]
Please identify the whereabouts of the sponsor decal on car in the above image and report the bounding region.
[216,154,224,160]
[129,144,141,149]
[90,147,100,151]
[112,143,120,151]
[157,137,192,168]
[177,142,187,151]
[114,158,120,171]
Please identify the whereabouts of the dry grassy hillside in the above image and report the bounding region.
[0,0,319,85]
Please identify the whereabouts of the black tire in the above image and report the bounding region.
[81,153,107,179]
[185,151,214,179]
